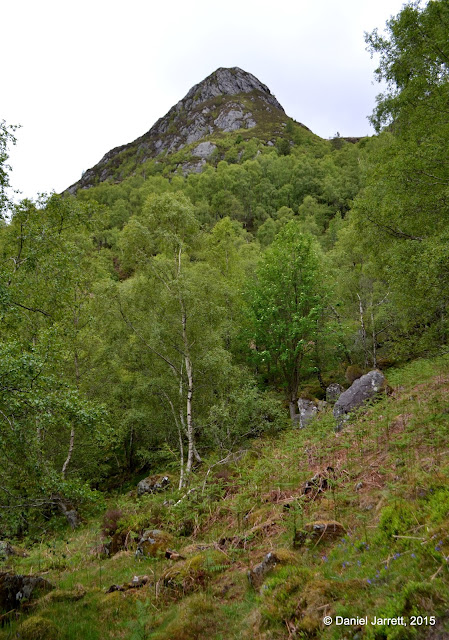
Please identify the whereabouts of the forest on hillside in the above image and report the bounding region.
[0,0,448,539]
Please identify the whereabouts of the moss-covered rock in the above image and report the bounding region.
[18,616,58,640]
[136,529,173,557]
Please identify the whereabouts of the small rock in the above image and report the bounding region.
[303,469,333,497]
[247,552,278,589]
[106,575,150,594]
[165,549,186,561]
[294,520,346,547]
[305,520,346,540]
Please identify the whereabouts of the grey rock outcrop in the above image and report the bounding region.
[296,398,318,429]
[192,141,217,159]
[182,67,284,112]
[137,474,170,497]
[0,542,16,559]
[333,370,387,431]
[0,573,54,612]
[247,552,278,588]
[213,106,257,132]
[66,67,288,193]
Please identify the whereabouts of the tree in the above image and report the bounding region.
[345,1,449,355]
[116,193,230,486]
[247,221,324,420]
[0,194,108,533]
[0,120,19,219]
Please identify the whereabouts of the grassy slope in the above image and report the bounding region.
[2,355,449,639]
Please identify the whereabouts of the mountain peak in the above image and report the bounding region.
[180,67,284,112]
[67,67,296,193]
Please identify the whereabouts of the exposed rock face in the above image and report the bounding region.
[333,370,387,431]
[182,68,284,112]
[213,106,257,132]
[66,67,288,193]
[0,573,54,612]
[192,141,217,159]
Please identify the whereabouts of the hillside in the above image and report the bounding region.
[1,355,448,639]
[66,67,325,192]
[1,2,449,638]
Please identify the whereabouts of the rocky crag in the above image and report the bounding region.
[67,67,313,192]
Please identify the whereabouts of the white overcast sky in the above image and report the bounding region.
[3,0,407,200]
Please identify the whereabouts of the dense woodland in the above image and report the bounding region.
[0,0,448,541]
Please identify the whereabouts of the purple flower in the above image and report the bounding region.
[367,578,372,584]
[411,553,416,559]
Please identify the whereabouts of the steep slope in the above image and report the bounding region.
[67,67,315,193]
[2,355,449,640]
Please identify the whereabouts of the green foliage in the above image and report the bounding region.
[377,503,417,541]
[334,1,449,358]
[0,120,19,218]
[246,221,325,404]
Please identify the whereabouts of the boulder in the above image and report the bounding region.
[0,541,16,559]
[296,398,318,428]
[135,530,173,557]
[137,474,170,497]
[0,572,54,612]
[333,370,387,431]
[326,383,344,404]
[17,616,58,640]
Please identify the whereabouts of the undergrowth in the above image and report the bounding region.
[1,355,449,639]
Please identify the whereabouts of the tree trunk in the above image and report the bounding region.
[357,293,369,369]
[181,300,195,483]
